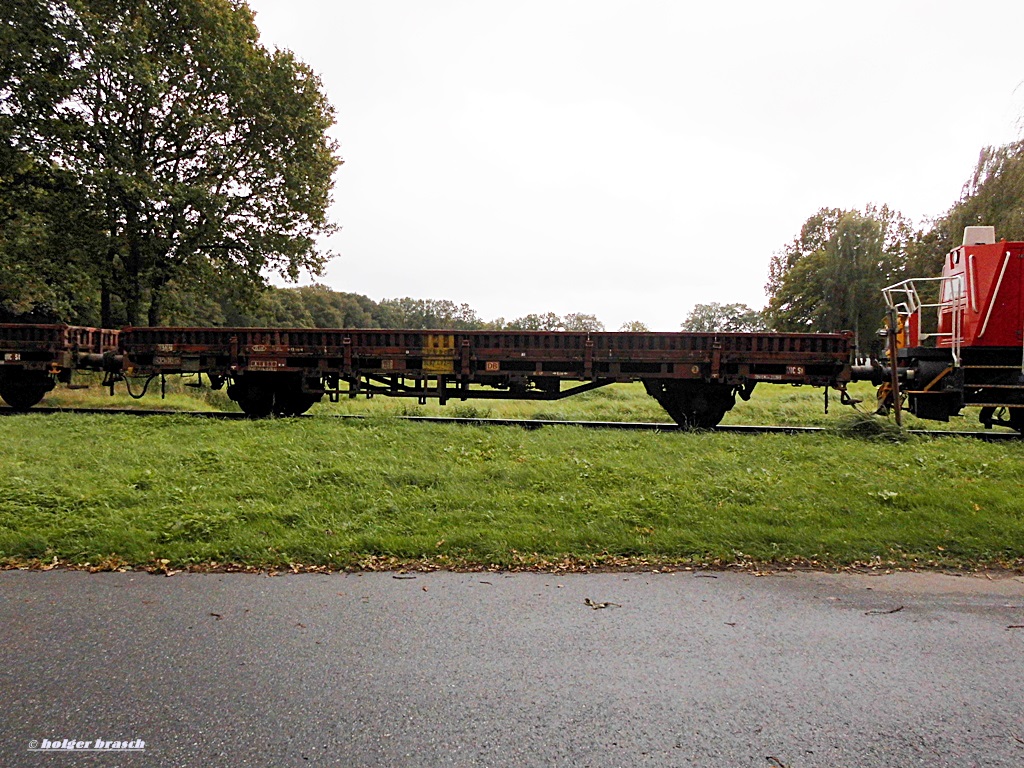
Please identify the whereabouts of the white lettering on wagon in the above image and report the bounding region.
[248,359,284,370]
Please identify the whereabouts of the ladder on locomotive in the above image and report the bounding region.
[882,275,966,367]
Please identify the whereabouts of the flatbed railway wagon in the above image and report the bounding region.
[0,324,119,410]
[0,324,855,427]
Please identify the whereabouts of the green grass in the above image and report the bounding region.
[37,372,230,412]
[1,414,1022,571]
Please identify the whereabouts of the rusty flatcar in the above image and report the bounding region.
[116,327,854,426]
[0,323,854,427]
[0,324,119,410]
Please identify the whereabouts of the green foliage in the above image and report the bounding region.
[928,141,1024,255]
[505,312,605,331]
[1,0,341,325]
[505,312,564,330]
[766,205,913,349]
[161,283,381,328]
[375,297,483,330]
[765,143,1024,337]
[0,2,99,321]
[0,153,103,322]
[680,302,766,332]
[562,312,605,332]
[862,141,1024,315]
[133,281,619,332]
[618,320,650,332]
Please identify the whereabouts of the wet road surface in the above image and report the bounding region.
[2,569,1023,767]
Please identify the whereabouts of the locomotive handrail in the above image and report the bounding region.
[882,276,964,367]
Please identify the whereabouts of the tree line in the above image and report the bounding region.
[154,284,612,332]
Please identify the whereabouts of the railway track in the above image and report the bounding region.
[1,406,1021,440]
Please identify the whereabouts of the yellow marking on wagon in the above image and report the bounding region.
[422,334,456,374]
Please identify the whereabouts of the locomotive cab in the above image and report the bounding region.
[936,226,1024,351]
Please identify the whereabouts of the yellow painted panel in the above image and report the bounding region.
[423,358,455,374]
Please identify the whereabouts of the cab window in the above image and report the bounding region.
[942,273,965,301]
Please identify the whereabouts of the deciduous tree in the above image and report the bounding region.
[562,312,604,332]
[1,0,340,325]
[680,302,765,332]
[375,297,483,329]
[618,320,650,332]
[924,141,1024,258]
[505,312,564,331]
[766,205,912,350]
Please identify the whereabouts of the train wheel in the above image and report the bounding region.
[271,375,321,417]
[978,407,1024,434]
[272,389,319,417]
[643,380,736,429]
[227,377,275,418]
[0,371,54,411]
[1010,409,1024,434]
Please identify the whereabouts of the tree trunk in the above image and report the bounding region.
[100,279,112,328]
[124,212,142,326]
[148,281,163,326]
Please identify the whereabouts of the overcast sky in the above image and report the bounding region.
[247,0,1024,330]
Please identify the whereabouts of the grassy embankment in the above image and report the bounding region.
[2,379,1023,571]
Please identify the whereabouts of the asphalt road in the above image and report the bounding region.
[2,569,1023,767]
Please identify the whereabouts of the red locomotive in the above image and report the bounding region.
[880,226,1024,431]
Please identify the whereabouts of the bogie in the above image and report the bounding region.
[0,370,55,411]
[227,373,322,418]
[643,379,737,429]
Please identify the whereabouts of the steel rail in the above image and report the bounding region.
[1,406,1021,439]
